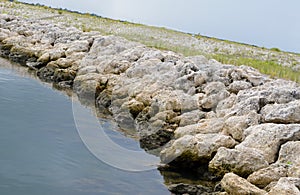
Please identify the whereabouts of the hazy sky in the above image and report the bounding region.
[20,0,300,53]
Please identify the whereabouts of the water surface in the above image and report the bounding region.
[0,58,169,195]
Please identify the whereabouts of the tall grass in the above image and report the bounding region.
[211,54,300,82]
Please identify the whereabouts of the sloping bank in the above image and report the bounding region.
[1,13,300,195]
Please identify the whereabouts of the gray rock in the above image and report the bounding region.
[54,58,75,69]
[37,52,50,63]
[216,93,237,117]
[228,96,263,116]
[65,40,90,56]
[200,82,230,110]
[228,80,252,94]
[1,11,300,194]
[261,100,300,123]
[171,110,206,127]
[236,81,300,105]
[287,162,300,178]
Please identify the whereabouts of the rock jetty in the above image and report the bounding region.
[1,9,300,195]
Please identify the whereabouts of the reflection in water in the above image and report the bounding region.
[0,58,169,195]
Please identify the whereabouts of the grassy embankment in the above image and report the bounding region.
[2,0,300,82]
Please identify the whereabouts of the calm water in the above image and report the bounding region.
[19,0,300,53]
[0,58,169,195]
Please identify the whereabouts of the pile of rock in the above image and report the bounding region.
[1,13,300,194]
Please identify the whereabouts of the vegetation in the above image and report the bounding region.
[1,0,299,83]
[211,54,300,82]
[270,47,281,52]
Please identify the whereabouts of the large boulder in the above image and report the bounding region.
[221,172,266,195]
[237,124,300,163]
[160,134,236,165]
[209,146,269,177]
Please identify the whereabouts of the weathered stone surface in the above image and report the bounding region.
[228,80,252,94]
[37,52,50,63]
[277,141,300,165]
[277,141,300,178]
[247,163,289,188]
[161,134,236,164]
[221,172,267,195]
[215,93,237,117]
[174,118,225,138]
[65,40,90,56]
[236,80,300,105]
[267,177,300,195]
[200,82,230,110]
[238,124,300,163]
[171,110,206,127]
[73,73,105,99]
[288,162,300,178]
[221,111,260,142]
[247,141,300,189]
[209,146,269,177]
[261,100,300,123]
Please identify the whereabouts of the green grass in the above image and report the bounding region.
[270,47,281,52]
[211,54,300,82]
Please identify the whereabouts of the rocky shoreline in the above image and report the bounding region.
[1,6,300,195]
